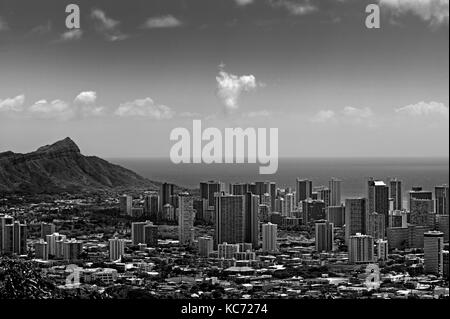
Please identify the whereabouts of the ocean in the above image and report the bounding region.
[109,157,449,203]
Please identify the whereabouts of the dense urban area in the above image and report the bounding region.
[0,178,449,299]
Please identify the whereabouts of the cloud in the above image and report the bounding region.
[0,16,8,31]
[378,0,449,27]
[311,106,376,126]
[142,15,183,29]
[74,91,106,117]
[74,91,97,104]
[114,98,175,120]
[0,95,25,112]
[59,29,83,42]
[91,9,128,41]
[28,99,74,121]
[216,67,259,113]
[396,101,449,117]
[30,21,52,35]
[269,0,318,16]
[310,110,336,123]
[234,0,255,6]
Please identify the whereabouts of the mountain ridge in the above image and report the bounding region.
[0,138,160,194]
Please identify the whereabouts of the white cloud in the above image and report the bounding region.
[235,0,255,6]
[74,91,106,117]
[310,110,336,123]
[216,67,259,113]
[143,15,183,29]
[269,0,318,16]
[59,29,83,42]
[91,9,128,41]
[396,101,449,117]
[311,106,376,126]
[28,99,74,121]
[115,98,175,120]
[378,0,449,27]
[74,91,97,104]
[0,95,25,112]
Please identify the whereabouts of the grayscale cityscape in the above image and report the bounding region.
[0,0,449,303]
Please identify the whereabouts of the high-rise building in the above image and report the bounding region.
[119,195,132,216]
[63,239,83,261]
[435,185,449,215]
[296,178,313,205]
[367,179,389,227]
[302,199,326,224]
[389,178,403,211]
[315,220,334,252]
[34,240,48,260]
[214,193,245,247]
[259,204,270,223]
[410,198,434,227]
[160,183,175,211]
[45,233,66,258]
[131,221,153,245]
[161,204,175,222]
[0,215,14,254]
[436,214,449,242]
[198,236,213,257]
[443,251,449,279]
[229,182,249,196]
[178,193,195,246]
[345,198,367,244]
[315,186,331,208]
[40,222,56,239]
[367,212,386,240]
[409,187,432,212]
[329,178,342,206]
[376,239,388,261]
[424,231,444,276]
[200,181,224,208]
[389,210,408,228]
[2,221,27,255]
[109,238,125,261]
[144,223,158,246]
[348,233,374,264]
[262,223,278,253]
[144,194,160,220]
[244,193,260,248]
[326,205,345,228]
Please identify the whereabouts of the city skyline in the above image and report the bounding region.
[1,0,449,158]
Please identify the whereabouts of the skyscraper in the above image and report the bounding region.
[348,233,374,264]
[160,183,175,211]
[63,239,83,261]
[1,219,27,256]
[144,223,158,246]
[200,181,224,208]
[367,179,389,227]
[119,195,132,216]
[262,223,278,253]
[326,205,345,228]
[367,212,386,240]
[40,222,56,239]
[389,178,402,211]
[198,236,214,257]
[409,186,432,212]
[109,238,125,261]
[345,198,367,244]
[435,185,449,215]
[144,194,160,220]
[296,178,312,205]
[214,193,245,247]
[34,240,48,260]
[315,220,334,252]
[178,193,195,246]
[131,221,153,245]
[410,198,435,227]
[302,199,326,224]
[329,178,342,206]
[424,231,444,276]
[244,192,260,248]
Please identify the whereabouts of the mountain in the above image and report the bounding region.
[0,137,159,193]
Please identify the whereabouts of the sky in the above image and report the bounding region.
[0,0,449,158]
